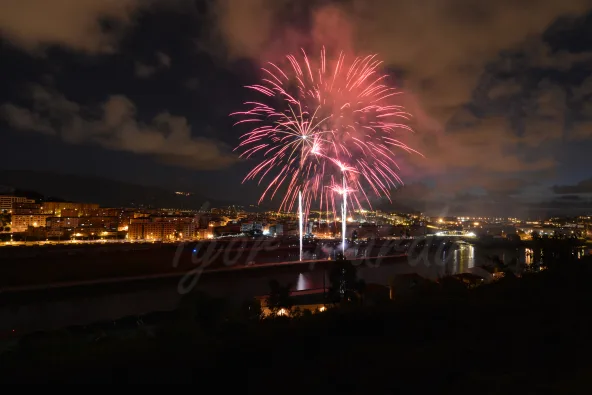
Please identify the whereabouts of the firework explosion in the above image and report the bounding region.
[233,47,421,219]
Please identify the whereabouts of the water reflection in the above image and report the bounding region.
[3,240,588,335]
[296,272,313,291]
[456,244,475,271]
[438,243,587,275]
[442,245,474,274]
[525,248,533,265]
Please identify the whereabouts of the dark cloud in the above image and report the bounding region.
[205,0,592,211]
[183,78,200,90]
[134,62,157,78]
[156,52,171,67]
[530,198,592,215]
[134,51,171,78]
[0,0,150,54]
[208,0,592,121]
[388,177,540,217]
[511,38,592,72]
[487,80,523,100]
[2,0,592,212]
[571,122,592,140]
[1,103,55,135]
[1,84,237,170]
[553,178,592,194]
[558,194,584,200]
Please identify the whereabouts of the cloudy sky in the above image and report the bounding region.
[1,0,592,217]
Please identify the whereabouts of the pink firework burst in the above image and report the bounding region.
[232,47,422,218]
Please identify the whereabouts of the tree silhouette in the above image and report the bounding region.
[328,254,365,303]
[241,298,262,322]
[0,212,11,230]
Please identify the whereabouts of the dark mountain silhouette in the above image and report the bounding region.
[0,170,235,209]
[0,170,422,213]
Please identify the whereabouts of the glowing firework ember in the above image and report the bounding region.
[232,47,421,218]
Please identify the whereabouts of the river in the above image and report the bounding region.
[0,239,587,335]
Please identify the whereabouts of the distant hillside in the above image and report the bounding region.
[0,170,235,209]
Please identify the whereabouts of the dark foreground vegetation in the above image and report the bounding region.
[1,255,592,392]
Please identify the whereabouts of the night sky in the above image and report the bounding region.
[1,0,592,217]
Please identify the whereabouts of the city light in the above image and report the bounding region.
[277,308,288,316]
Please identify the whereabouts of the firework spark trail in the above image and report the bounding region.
[232,47,422,220]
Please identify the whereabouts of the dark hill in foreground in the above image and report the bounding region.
[2,259,592,392]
